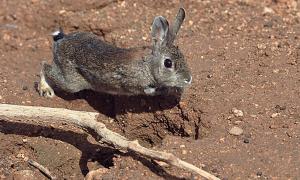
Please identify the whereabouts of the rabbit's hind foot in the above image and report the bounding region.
[38,61,55,98]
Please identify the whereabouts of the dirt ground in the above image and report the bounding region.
[1,0,300,179]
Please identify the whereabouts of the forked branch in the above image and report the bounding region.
[0,104,220,180]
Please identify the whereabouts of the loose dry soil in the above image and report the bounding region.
[0,0,300,179]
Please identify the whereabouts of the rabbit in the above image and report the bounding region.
[38,8,192,98]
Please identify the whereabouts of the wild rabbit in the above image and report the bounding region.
[38,8,192,98]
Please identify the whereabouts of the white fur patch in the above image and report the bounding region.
[52,30,60,36]
[144,87,156,95]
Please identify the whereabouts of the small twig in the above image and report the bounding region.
[28,159,56,180]
[0,104,220,180]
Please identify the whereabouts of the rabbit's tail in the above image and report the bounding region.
[52,27,64,41]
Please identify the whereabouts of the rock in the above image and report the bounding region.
[269,124,279,129]
[263,7,274,14]
[232,108,244,117]
[229,126,243,136]
[233,120,242,125]
[22,86,28,91]
[275,105,286,111]
[270,113,280,118]
[243,138,250,143]
[257,43,267,50]
[257,171,263,177]
[273,69,280,73]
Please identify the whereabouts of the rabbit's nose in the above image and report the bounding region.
[184,76,192,84]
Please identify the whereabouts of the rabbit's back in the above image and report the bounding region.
[54,32,132,67]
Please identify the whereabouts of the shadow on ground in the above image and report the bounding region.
[0,119,187,179]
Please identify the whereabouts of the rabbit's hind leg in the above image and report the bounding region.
[38,61,55,98]
[39,61,88,97]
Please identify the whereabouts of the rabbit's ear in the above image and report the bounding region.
[170,8,185,44]
[151,16,170,49]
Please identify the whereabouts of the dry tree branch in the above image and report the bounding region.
[28,159,56,180]
[0,104,220,180]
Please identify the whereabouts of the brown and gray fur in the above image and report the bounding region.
[38,8,192,98]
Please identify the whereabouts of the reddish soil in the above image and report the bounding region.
[1,0,300,179]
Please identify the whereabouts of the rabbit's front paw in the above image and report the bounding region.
[38,71,55,98]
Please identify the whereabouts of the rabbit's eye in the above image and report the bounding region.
[164,59,172,68]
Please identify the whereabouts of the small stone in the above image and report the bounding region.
[59,9,66,14]
[282,124,289,128]
[3,34,11,41]
[227,115,234,120]
[229,126,243,136]
[182,150,187,155]
[263,7,274,14]
[257,171,263,177]
[257,43,267,50]
[273,69,280,73]
[271,113,280,118]
[233,120,242,125]
[269,125,279,129]
[243,138,250,143]
[179,144,186,148]
[250,114,257,118]
[264,21,273,28]
[232,108,244,117]
[275,105,286,111]
[16,153,24,158]
[207,74,213,78]
[0,95,2,100]
[22,86,28,91]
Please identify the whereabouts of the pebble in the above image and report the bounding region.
[179,144,186,148]
[275,105,286,111]
[232,108,244,117]
[269,125,279,129]
[229,126,243,136]
[233,120,242,125]
[182,150,187,155]
[207,74,213,78]
[257,43,267,50]
[257,171,263,177]
[243,138,250,143]
[273,69,280,73]
[263,7,274,14]
[59,9,66,14]
[22,86,28,91]
[270,113,280,118]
